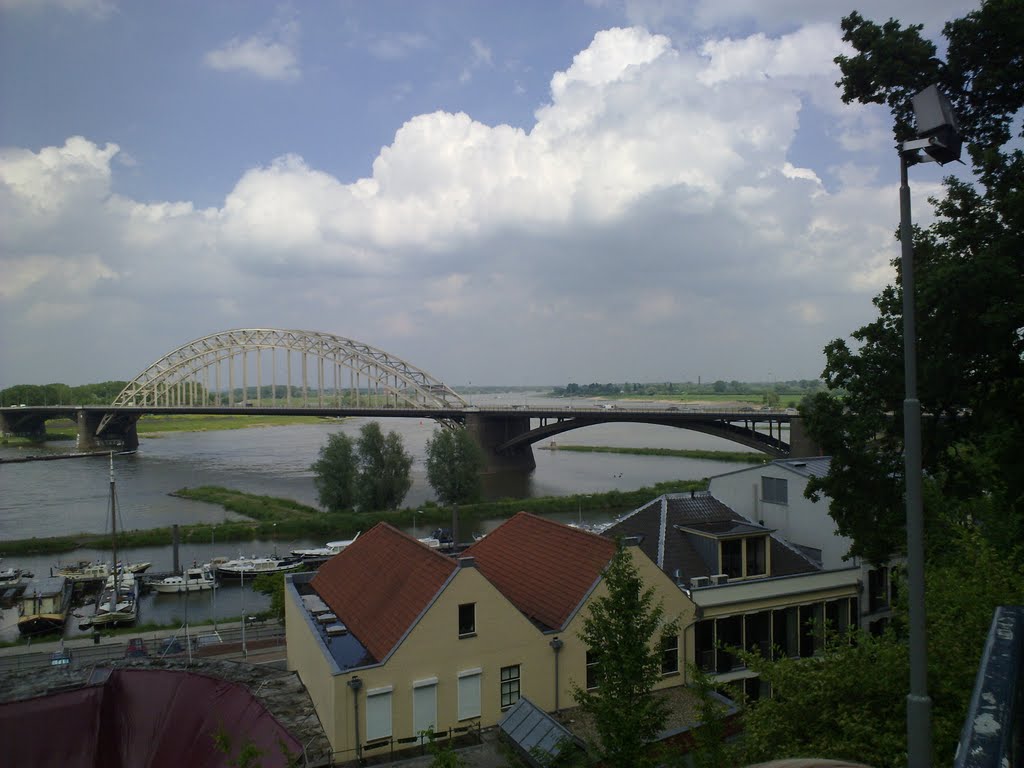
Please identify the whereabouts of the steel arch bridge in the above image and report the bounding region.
[98,329,465,433]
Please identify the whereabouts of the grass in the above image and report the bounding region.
[1,414,334,446]
[0,479,711,554]
[540,444,767,463]
[136,414,330,434]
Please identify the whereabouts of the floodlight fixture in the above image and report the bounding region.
[905,84,963,165]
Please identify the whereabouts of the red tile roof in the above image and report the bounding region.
[464,512,616,631]
[311,523,456,662]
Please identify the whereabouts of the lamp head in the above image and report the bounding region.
[911,85,962,165]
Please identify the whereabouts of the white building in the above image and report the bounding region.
[708,457,893,633]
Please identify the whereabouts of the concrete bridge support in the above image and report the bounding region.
[788,417,820,458]
[77,410,139,452]
[0,411,47,440]
[465,413,537,474]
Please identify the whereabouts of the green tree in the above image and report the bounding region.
[355,421,413,511]
[310,432,357,512]
[252,572,286,623]
[425,427,484,505]
[571,543,679,768]
[731,528,1024,767]
[802,0,1024,563]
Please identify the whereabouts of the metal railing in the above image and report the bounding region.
[954,605,1023,768]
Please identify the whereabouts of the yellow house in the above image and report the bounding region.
[285,512,694,762]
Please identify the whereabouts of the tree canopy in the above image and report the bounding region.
[571,543,679,768]
[732,528,1024,767]
[310,432,357,513]
[310,422,412,513]
[424,427,484,506]
[354,421,413,512]
[803,0,1024,563]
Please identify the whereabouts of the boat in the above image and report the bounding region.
[151,564,216,594]
[17,576,73,636]
[215,555,304,579]
[54,559,152,582]
[290,532,361,562]
[0,566,29,588]
[89,455,137,627]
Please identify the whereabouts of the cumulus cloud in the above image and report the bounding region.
[2,23,929,384]
[204,19,301,81]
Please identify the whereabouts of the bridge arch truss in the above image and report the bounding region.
[110,329,467,411]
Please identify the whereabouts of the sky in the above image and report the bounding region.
[0,0,979,390]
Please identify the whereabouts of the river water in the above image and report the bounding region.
[0,392,765,641]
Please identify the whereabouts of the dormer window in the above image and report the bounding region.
[719,535,769,578]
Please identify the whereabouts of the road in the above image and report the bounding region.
[0,620,286,676]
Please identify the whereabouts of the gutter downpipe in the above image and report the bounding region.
[348,676,363,764]
[549,637,564,712]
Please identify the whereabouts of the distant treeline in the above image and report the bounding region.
[550,379,824,397]
[0,382,401,407]
[0,381,129,407]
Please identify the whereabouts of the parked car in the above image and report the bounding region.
[193,632,223,652]
[157,637,186,657]
[124,638,148,658]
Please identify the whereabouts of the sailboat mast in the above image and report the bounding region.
[109,452,118,611]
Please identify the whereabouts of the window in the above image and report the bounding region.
[458,603,475,637]
[716,615,742,672]
[585,649,600,690]
[744,612,771,658]
[457,669,481,720]
[412,678,437,737]
[365,686,393,741]
[772,607,799,659]
[746,536,767,576]
[660,635,679,675]
[762,476,788,504]
[500,665,521,709]
[868,567,889,612]
[720,539,743,577]
[695,620,716,671]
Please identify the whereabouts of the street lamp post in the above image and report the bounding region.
[897,83,962,768]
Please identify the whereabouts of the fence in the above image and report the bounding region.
[330,720,482,766]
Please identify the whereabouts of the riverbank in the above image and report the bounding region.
[0,479,708,555]
[1,414,335,445]
[541,444,766,463]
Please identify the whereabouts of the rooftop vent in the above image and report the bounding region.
[690,576,710,589]
[710,574,730,585]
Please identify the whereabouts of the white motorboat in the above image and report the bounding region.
[290,532,361,562]
[151,564,216,594]
[215,556,304,579]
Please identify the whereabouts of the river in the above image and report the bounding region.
[0,392,767,641]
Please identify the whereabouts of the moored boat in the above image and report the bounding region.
[17,576,73,636]
[151,564,216,594]
[87,454,137,628]
[290,532,361,562]
[215,556,304,579]
[0,566,29,588]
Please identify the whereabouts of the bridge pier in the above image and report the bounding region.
[77,410,139,452]
[0,411,47,440]
[787,417,820,458]
[465,413,536,474]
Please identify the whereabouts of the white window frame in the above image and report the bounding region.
[457,668,481,720]
[365,685,393,742]
[412,677,438,737]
